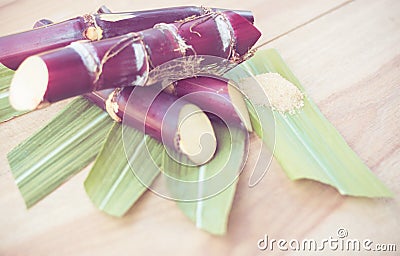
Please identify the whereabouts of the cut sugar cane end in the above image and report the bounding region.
[176,104,217,165]
[9,56,48,111]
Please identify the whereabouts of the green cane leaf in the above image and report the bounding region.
[162,119,248,235]
[235,49,392,197]
[0,64,28,122]
[84,117,247,234]
[84,123,163,217]
[7,97,114,207]
[0,64,13,91]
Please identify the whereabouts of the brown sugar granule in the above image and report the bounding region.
[257,73,304,114]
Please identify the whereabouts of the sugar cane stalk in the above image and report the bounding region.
[171,77,253,132]
[0,6,254,70]
[31,11,254,133]
[9,11,261,111]
[86,87,217,165]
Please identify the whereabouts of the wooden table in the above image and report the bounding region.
[0,0,399,255]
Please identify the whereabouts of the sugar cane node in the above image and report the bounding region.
[146,56,236,88]
[105,88,122,122]
[219,12,240,63]
[177,11,240,62]
[82,14,103,41]
[92,32,148,89]
[153,23,194,56]
[66,41,102,87]
[173,6,214,25]
[200,6,214,15]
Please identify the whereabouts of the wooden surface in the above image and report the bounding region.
[0,0,399,255]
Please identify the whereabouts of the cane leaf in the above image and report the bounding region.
[84,123,163,217]
[162,119,248,235]
[0,64,28,122]
[231,49,392,197]
[7,97,114,207]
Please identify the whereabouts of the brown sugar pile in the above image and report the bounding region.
[257,73,304,114]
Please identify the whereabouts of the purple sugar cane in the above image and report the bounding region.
[29,10,254,133]
[86,86,217,165]
[0,6,254,70]
[9,11,261,111]
[171,77,253,131]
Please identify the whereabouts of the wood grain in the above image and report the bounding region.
[0,0,399,255]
